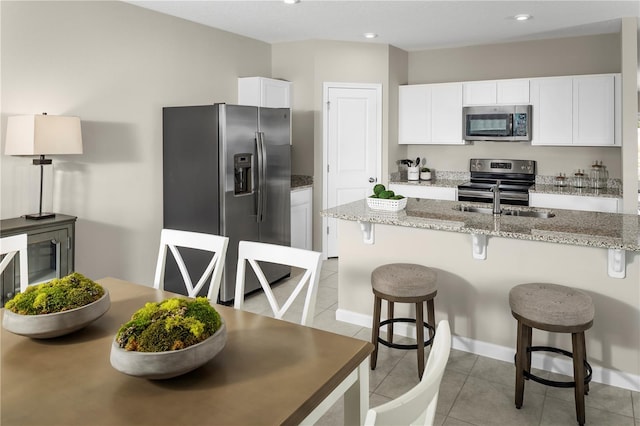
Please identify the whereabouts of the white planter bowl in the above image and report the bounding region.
[2,290,111,339]
[110,320,227,380]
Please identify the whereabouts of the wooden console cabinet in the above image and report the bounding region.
[0,214,76,306]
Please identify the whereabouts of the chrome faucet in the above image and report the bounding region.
[491,180,501,215]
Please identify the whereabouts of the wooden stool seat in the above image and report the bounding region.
[370,263,437,379]
[509,283,594,426]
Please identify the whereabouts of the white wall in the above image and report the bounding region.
[1,1,271,285]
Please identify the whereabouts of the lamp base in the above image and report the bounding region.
[25,212,56,220]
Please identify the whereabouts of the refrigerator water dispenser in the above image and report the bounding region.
[234,153,252,195]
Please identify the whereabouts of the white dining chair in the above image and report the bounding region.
[0,234,29,292]
[153,229,229,301]
[234,240,323,326]
[364,320,452,426]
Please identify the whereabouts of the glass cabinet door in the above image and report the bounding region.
[28,229,70,285]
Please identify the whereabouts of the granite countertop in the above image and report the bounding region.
[291,175,313,189]
[321,198,640,251]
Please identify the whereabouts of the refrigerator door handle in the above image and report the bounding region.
[256,131,267,223]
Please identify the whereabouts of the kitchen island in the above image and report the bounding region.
[322,198,640,391]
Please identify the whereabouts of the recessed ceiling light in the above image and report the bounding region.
[363,33,378,39]
[514,14,532,21]
[283,0,300,4]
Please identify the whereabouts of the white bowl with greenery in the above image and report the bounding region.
[110,297,226,380]
[2,273,110,338]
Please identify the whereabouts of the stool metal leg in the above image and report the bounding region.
[387,301,395,344]
[426,299,436,341]
[371,296,382,370]
[515,320,528,409]
[572,332,586,426]
[416,301,425,379]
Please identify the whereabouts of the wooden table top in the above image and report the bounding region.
[1,277,373,426]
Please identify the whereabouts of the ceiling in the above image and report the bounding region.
[126,0,639,51]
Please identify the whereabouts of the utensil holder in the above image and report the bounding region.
[407,167,419,181]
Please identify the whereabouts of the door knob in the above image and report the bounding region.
[368,177,377,183]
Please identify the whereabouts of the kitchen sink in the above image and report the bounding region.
[502,209,555,218]
[454,205,555,218]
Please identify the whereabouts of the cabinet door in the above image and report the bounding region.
[398,85,431,144]
[463,81,496,105]
[496,79,530,104]
[530,77,573,145]
[573,75,615,146]
[261,78,291,108]
[431,83,463,144]
[28,229,71,284]
[389,184,456,201]
[529,193,619,213]
[238,77,291,108]
[291,188,312,250]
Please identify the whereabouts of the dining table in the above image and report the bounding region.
[1,277,374,426]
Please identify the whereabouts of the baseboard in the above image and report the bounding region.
[336,308,640,392]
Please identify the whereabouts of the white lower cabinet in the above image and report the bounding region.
[291,187,312,250]
[389,184,456,201]
[529,193,619,213]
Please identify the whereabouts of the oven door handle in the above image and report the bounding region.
[457,189,529,201]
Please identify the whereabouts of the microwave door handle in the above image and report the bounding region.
[508,114,514,135]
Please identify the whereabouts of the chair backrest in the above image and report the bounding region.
[153,229,229,301]
[364,320,452,426]
[0,234,29,292]
[233,240,323,326]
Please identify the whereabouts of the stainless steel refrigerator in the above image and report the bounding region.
[162,104,291,303]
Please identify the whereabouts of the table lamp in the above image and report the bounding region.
[5,113,83,220]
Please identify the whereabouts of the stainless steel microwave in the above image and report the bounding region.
[463,105,532,141]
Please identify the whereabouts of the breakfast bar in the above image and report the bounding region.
[322,198,640,391]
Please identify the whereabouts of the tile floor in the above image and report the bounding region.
[241,258,640,426]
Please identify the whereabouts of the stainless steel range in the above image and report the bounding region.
[457,159,536,206]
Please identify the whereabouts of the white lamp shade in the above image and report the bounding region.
[5,115,83,156]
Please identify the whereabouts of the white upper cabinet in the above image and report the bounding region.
[238,77,291,108]
[530,77,573,145]
[463,81,496,105]
[496,79,530,104]
[398,82,463,145]
[463,79,529,105]
[573,75,616,146]
[398,85,431,144]
[531,74,619,146]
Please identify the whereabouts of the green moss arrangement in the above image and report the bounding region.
[115,297,222,352]
[5,272,104,315]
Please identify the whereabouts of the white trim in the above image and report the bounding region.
[336,308,640,392]
[322,82,383,259]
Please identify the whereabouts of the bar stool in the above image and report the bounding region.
[509,283,594,426]
[370,263,437,379]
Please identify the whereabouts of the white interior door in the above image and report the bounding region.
[323,83,382,258]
